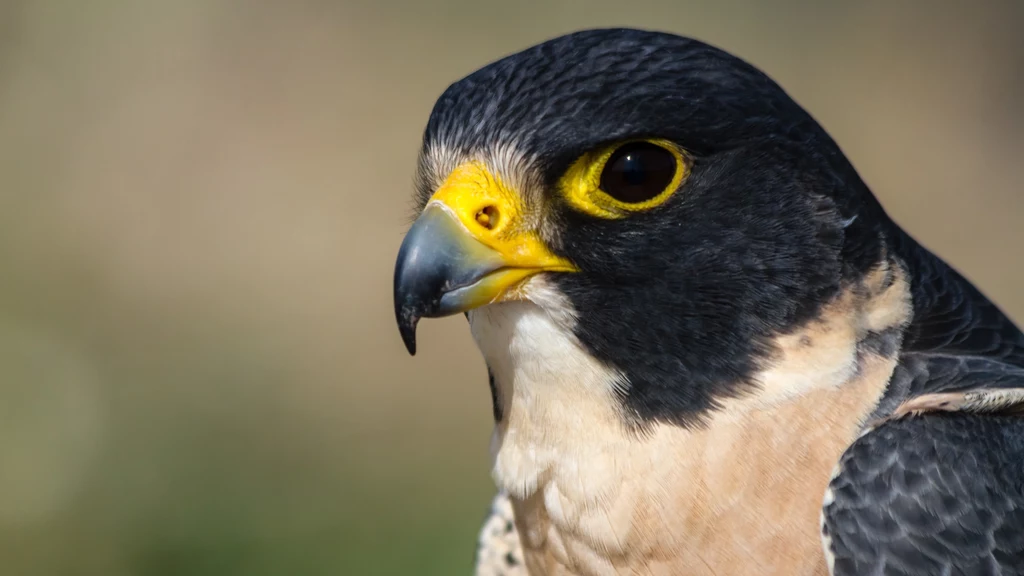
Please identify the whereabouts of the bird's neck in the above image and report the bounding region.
[466,262,912,573]
[468,296,628,500]
[887,225,1024,362]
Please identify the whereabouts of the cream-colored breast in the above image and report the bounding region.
[468,267,910,576]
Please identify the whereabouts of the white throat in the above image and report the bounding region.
[467,281,629,501]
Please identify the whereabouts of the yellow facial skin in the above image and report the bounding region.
[427,162,574,277]
[558,138,690,219]
[394,140,689,354]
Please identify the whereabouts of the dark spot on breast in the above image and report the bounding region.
[800,335,813,347]
[858,327,902,359]
[488,367,503,422]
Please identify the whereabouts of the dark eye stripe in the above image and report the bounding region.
[599,142,677,204]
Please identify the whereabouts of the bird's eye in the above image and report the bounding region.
[557,138,689,219]
[599,142,677,204]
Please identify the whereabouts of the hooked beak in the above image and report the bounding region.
[393,162,575,355]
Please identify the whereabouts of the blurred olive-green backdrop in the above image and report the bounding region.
[0,1,1022,575]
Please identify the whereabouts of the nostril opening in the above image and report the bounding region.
[475,205,499,230]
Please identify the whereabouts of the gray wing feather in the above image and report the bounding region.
[824,351,1024,576]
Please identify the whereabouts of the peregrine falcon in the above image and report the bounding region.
[392,28,1024,575]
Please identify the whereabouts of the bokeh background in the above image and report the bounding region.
[0,1,1022,574]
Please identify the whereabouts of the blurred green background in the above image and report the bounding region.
[0,1,1021,574]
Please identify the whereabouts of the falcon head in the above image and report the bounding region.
[394,28,897,427]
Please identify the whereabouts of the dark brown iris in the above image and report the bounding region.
[599,142,677,204]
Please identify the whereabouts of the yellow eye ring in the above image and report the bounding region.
[557,138,690,219]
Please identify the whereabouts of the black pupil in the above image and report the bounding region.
[599,142,677,204]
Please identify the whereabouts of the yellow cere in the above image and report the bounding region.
[557,138,689,219]
[427,161,577,273]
